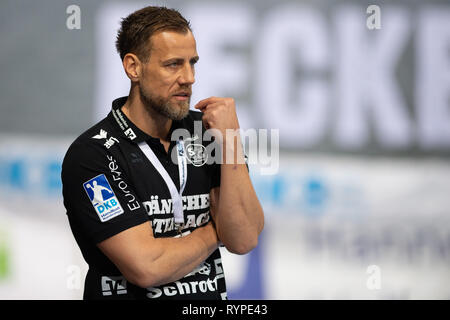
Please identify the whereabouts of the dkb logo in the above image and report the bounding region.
[83,174,124,222]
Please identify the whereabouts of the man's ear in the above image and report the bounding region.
[122,53,142,83]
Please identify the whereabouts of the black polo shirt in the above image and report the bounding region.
[61,96,227,300]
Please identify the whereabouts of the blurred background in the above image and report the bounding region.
[0,0,449,299]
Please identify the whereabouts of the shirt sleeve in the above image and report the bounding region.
[62,140,149,244]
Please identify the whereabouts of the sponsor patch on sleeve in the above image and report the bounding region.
[83,174,124,222]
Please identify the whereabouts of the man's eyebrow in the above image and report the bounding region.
[162,56,199,64]
[162,57,184,64]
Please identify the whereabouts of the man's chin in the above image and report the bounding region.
[171,109,190,121]
[165,103,190,121]
[140,90,190,120]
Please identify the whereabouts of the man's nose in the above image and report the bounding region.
[178,63,195,85]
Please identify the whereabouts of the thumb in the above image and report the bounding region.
[201,114,211,130]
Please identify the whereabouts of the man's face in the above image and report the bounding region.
[139,30,198,120]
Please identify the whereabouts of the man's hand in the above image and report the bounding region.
[194,97,240,141]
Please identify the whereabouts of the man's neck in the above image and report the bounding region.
[121,87,172,142]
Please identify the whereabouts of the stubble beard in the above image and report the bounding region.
[139,86,190,121]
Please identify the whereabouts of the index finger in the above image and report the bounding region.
[194,96,220,111]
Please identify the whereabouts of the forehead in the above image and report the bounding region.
[149,30,197,60]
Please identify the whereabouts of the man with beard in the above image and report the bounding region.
[61,6,264,300]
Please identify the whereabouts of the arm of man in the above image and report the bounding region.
[97,221,219,288]
[196,97,265,255]
[62,141,219,289]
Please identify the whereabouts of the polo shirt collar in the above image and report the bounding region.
[108,96,184,144]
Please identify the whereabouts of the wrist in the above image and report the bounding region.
[222,135,245,166]
[196,223,219,251]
